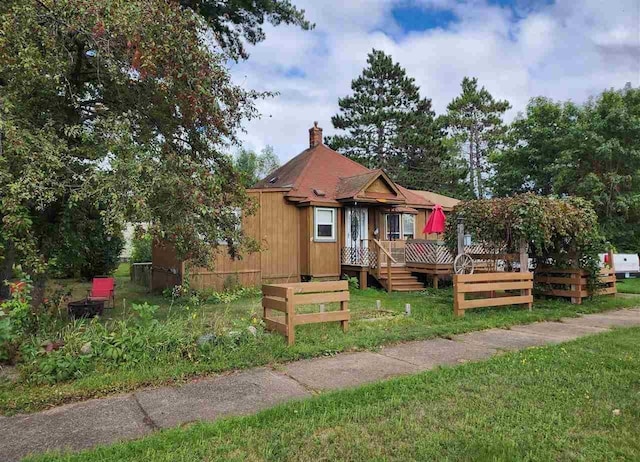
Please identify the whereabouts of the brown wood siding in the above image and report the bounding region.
[154,190,300,291]
[366,177,394,194]
[259,191,300,282]
[299,207,311,275]
[301,206,341,278]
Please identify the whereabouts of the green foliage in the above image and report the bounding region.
[234,145,280,188]
[131,233,152,263]
[19,300,265,385]
[2,279,638,414]
[326,49,465,196]
[0,0,309,290]
[0,268,34,362]
[444,77,510,198]
[342,274,360,290]
[491,85,640,252]
[178,0,313,61]
[49,204,124,279]
[446,193,606,283]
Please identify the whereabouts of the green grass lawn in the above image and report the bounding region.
[1,274,639,416]
[30,327,640,462]
[617,277,640,294]
[112,262,130,278]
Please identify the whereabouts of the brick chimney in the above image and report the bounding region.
[309,121,323,148]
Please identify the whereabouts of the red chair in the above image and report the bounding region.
[87,277,116,308]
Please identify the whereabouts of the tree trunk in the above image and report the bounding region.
[468,140,476,197]
[31,273,47,310]
[0,240,15,300]
[377,124,385,169]
[475,139,483,198]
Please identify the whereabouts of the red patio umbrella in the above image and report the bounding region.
[423,204,446,234]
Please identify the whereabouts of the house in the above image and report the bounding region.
[152,123,459,292]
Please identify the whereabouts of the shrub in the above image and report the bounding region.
[49,203,124,279]
[0,269,35,363]
[342,274,360,290]
[131,232,152,263]
[446,193,606,285]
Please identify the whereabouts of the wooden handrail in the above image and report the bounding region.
[372,239,397,263]
[373,239,395,292]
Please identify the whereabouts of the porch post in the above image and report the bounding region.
[359,268,367,289]
[456,217,465,256]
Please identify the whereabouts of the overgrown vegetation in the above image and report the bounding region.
[0,0,310,302]
[447,193,607,285]
[1,272,637,415]
[130,232,152,264]
[28,327,640,462]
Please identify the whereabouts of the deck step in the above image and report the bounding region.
[372,266,427,292]
[393,286,427,292]
[378,275,417,281]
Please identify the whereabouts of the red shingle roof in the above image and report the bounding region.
[252,142,440,208]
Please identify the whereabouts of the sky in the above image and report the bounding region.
[230,0,640,163]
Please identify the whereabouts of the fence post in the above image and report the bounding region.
[571,270,581,305]
[519,240,532,311]
[453,274,463,317]
[285,287,295,346]
[608,249,616,293]
[341,298,349,333]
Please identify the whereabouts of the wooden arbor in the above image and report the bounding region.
[262,281,350,345]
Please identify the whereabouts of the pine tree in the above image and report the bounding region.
[444,77,510,198]
[326,49,464,196]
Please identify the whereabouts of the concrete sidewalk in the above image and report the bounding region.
[1,308,639,461]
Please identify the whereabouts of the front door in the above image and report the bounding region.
[345,207,369,265]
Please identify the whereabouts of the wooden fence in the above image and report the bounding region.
[130,262,152,291]
[534,267,617,305]
[453,272,533,317]
[262,281,350,345]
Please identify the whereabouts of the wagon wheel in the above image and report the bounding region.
[454,253,475,274]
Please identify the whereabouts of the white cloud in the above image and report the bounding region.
[229,0,640,162]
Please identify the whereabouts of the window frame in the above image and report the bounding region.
[402,214,415,240]
[385,213,401,240]
[314,207,337,242]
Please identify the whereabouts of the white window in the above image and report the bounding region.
[314,207,336,242]
[402,214,415,240]
[386,213,415,240]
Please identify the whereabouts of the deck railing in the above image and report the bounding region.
[341,247,377,267]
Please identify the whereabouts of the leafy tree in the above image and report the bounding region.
[492,85,640,252]
[50,204,124,280]
[0,0,308,302]
[327,49,462,196]
[234,145,280,188]
[491,97,579,196]
[444,77,510,198]
[394,117,473,198]
[179,0,313,61]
